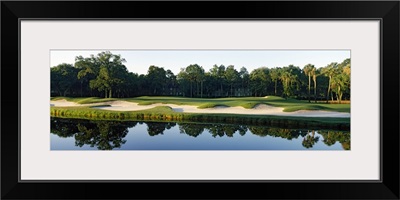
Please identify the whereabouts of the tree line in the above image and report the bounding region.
[51,51,350,103]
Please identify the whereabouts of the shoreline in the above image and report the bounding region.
[50,99,350,118]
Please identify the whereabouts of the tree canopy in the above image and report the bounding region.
[51,51,351,103]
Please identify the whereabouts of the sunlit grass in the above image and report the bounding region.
[50,105,350,130]
[51,96,350,112]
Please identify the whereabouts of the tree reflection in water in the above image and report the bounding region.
[178,123,204,137]
[51,118,137,150]
[146,122,176,136]
[51,117,350,150]
[302,130,320,149]
[318,130,351,150]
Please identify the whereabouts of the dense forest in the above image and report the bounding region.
[51,51,351,103]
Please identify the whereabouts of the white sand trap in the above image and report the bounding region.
[50,99,79,107]
[287,110,351,118]
[50,99,350,118]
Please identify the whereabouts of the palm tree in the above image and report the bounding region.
[312,68,320,103]
[303,64,315,102]
[270,67,281,96]
[322,63,338,103]
[280,67,298,99]
[331,73,349,104]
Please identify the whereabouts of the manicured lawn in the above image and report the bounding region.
[51,96,350,113]
[51,97,118,104]
[50,105,350,130]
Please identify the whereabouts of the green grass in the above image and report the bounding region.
[50,105,350,130]
[51,97,117,104]
[282,105,331,112]
[51,96,350,112]
[126,96,350,112]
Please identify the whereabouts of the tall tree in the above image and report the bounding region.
[79,51,128,98]
[210,64,226,97]
[239,67,250,96]
[269,67,281,96]
[185,64,203,97]
[224,65,239,97]
[166,69,178,96]
[303,64,315,102]
[321,62,338,103]
[331,59,350,103]
[280,66,298,99]
[197,67,205,98]
[146,65,167,95]
[50,63,78,96]
[312,68,319,102]
[75,55,99,97]
[249,67,270,97]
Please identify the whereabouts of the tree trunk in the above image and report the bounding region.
[285,79,289,99]
[326,76,331,103]
[201,81,203,98]
[313,76,317,103]
[231,84,233,97]
[196,82,199,97]
[109,88,112,98]
[220,83,223,97]
[190,81,193,98]
[63,86,71,97]
[274,80,277,96]
[80,81,83,97]
[105,90,108,98]
[308,75,311,103]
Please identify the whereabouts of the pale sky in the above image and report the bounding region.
[50,50,350,75]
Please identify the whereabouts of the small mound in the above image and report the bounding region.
[90,105,111,108]
[283,105,330,112]
[212,105,230,109]
[198,103,228,109]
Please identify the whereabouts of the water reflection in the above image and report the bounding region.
[51,118,350,150]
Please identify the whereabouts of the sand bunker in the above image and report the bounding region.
[50,100,350,118]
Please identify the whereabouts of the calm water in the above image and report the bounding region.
[50,118,350,150]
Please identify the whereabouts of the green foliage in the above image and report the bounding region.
[146,65,168,95]
[51,51,350,103]
[51,105,350,130]
[50,96,350,130]
[250,67,271,97]
[51,63,79,96]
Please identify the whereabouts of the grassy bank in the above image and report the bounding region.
[51,96,350,112]
[50,106,350,130]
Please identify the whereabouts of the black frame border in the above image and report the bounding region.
[2,1,399,199]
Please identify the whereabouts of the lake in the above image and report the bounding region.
[51,117,350,150]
